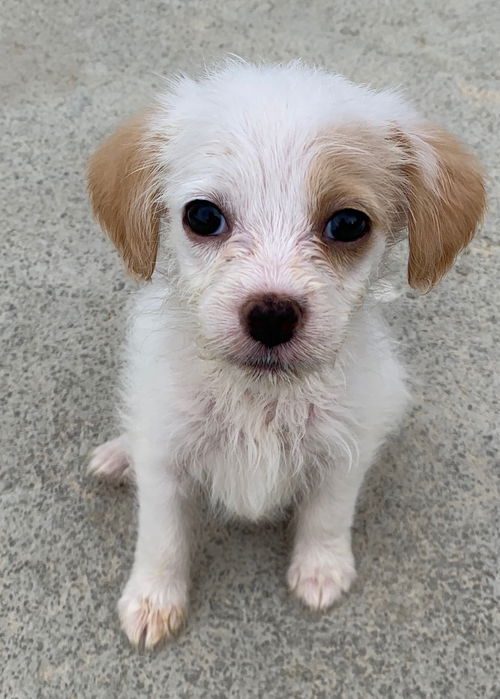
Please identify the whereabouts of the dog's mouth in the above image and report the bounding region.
[214,328,324,377]
[240,356,294,372]
[226,346,308,375]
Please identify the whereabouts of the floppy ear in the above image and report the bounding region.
[395,125,486,291]
[88,111,163,280]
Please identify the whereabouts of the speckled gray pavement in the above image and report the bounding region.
[1,0,499,697]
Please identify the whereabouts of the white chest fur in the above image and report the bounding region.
[125,289,408,522]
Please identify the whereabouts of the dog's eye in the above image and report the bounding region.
[323,209,370,242]
[184,200,227,237]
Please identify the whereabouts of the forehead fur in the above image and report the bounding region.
[158,61,418,135]
[151,62,421,203]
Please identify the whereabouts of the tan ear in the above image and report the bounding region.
[88,111,162,279]
[397,126,486,291]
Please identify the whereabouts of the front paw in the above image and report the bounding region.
[88,436,132,484]
[287,546,356,611]
[118,575,188,649]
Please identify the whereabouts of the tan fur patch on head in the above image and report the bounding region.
[308,122,486,288]
[88,111,164,280]
[307,124,408,269]
[393,125,486,291]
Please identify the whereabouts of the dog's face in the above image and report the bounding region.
[89,63,485,373]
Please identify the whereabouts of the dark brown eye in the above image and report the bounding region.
[323,208,370,242]
[184,200,227,236]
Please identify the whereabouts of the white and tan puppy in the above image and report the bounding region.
[87,61,485,649]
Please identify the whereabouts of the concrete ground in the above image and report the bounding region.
[1,0,499,696]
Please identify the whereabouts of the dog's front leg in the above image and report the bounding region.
[118,441,190,649]
[287,461,366,611]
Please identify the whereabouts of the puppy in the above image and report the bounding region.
[87,61,485,649]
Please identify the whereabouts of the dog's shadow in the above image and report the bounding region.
[188,508,291,625]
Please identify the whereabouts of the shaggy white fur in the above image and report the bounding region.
[87,61,485,649]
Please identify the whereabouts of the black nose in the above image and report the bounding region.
[242,295,304,348]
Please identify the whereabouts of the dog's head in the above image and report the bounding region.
[88,62,485,374]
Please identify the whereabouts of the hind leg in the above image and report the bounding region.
[88,435,133,484]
